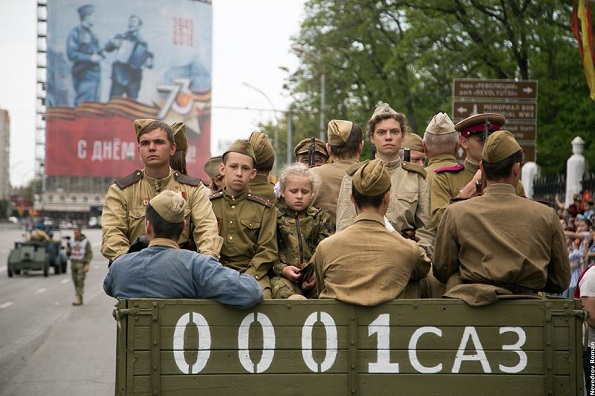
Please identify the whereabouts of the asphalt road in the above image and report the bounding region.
[0,227,116,396]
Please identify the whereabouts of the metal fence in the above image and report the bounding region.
[532,173,566,203]
[532,172,595,205]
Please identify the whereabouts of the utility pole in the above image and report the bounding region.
[243,82,279,176]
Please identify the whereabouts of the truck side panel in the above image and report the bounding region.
[114,298,585,396]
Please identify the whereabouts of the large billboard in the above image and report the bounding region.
[46,0,212,179]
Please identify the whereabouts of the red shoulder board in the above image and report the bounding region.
[435,164,464,174]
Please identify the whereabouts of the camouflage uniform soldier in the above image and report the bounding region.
[101,119,222,263]
[271,163,333,299]
[336,103,435,257]
[70,227,92,306]
[248,131,276,202]
[210,140,278,298]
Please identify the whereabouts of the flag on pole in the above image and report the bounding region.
[572,0,595,100]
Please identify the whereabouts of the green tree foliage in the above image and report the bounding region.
[286,0,594,173]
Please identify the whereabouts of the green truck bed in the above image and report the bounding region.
[113,298,586,396]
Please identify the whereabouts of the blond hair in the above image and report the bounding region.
[279,162,321,200]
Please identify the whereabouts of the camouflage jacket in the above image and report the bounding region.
[274,203,333,276]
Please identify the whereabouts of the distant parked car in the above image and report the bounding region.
[8,216,18,224]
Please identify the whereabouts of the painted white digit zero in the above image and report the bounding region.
[409,326,443,373]
[173,312,211,374]
[368,313,399,373]
[302,311,338,372]
[238,312,276,373]
[498,327,527,373]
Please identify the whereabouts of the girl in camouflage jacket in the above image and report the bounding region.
[272,163,333,298]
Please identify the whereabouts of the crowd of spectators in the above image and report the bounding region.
[554,193,595,297]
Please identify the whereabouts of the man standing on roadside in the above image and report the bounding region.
[69,227,93,306]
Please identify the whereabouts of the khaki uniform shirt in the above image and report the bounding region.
[210,188,278,293]
[311,159,358,229]
[430,158,526,227]
[336,158,436,257]
[433,184,570,306]
[313,212,431,306]
[425,154,458,185]
[101,169,223,262]
[248,175,277,203]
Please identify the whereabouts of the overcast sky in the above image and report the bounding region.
[0,0,305,187]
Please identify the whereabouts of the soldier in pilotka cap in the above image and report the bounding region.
[203,156,224,195]
[247,131,277,202]
[433,130,570,307]
[400,132,426,167]
[430,112,525,227]
[312,159,431,305]
[310,119,364,230]
[170,122,188,175]
[101,119,223,264]
[335,102,435,258]
[423,112,460,185]
[210,139,278,298]
[294,137,329,167]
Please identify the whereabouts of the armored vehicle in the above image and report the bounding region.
[113,298,585,395]
[7,240,68,277]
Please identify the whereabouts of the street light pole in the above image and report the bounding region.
[243,82,279,175]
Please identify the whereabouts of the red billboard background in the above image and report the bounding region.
[46,96,211,179]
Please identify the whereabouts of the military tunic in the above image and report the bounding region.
[313,212,431,306]
[248,175,277,203]
[210,188,278,298]
[336,158,436,257]
[271,203,333,298]
[430,158,527,227]
[433,184,571,306]
[311,159,358,229]
[425,153,458,185]
[101,169,223,262]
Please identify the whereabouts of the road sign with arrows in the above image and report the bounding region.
[452,79,538,162]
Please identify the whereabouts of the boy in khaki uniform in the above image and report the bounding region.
[210,140,278,298]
